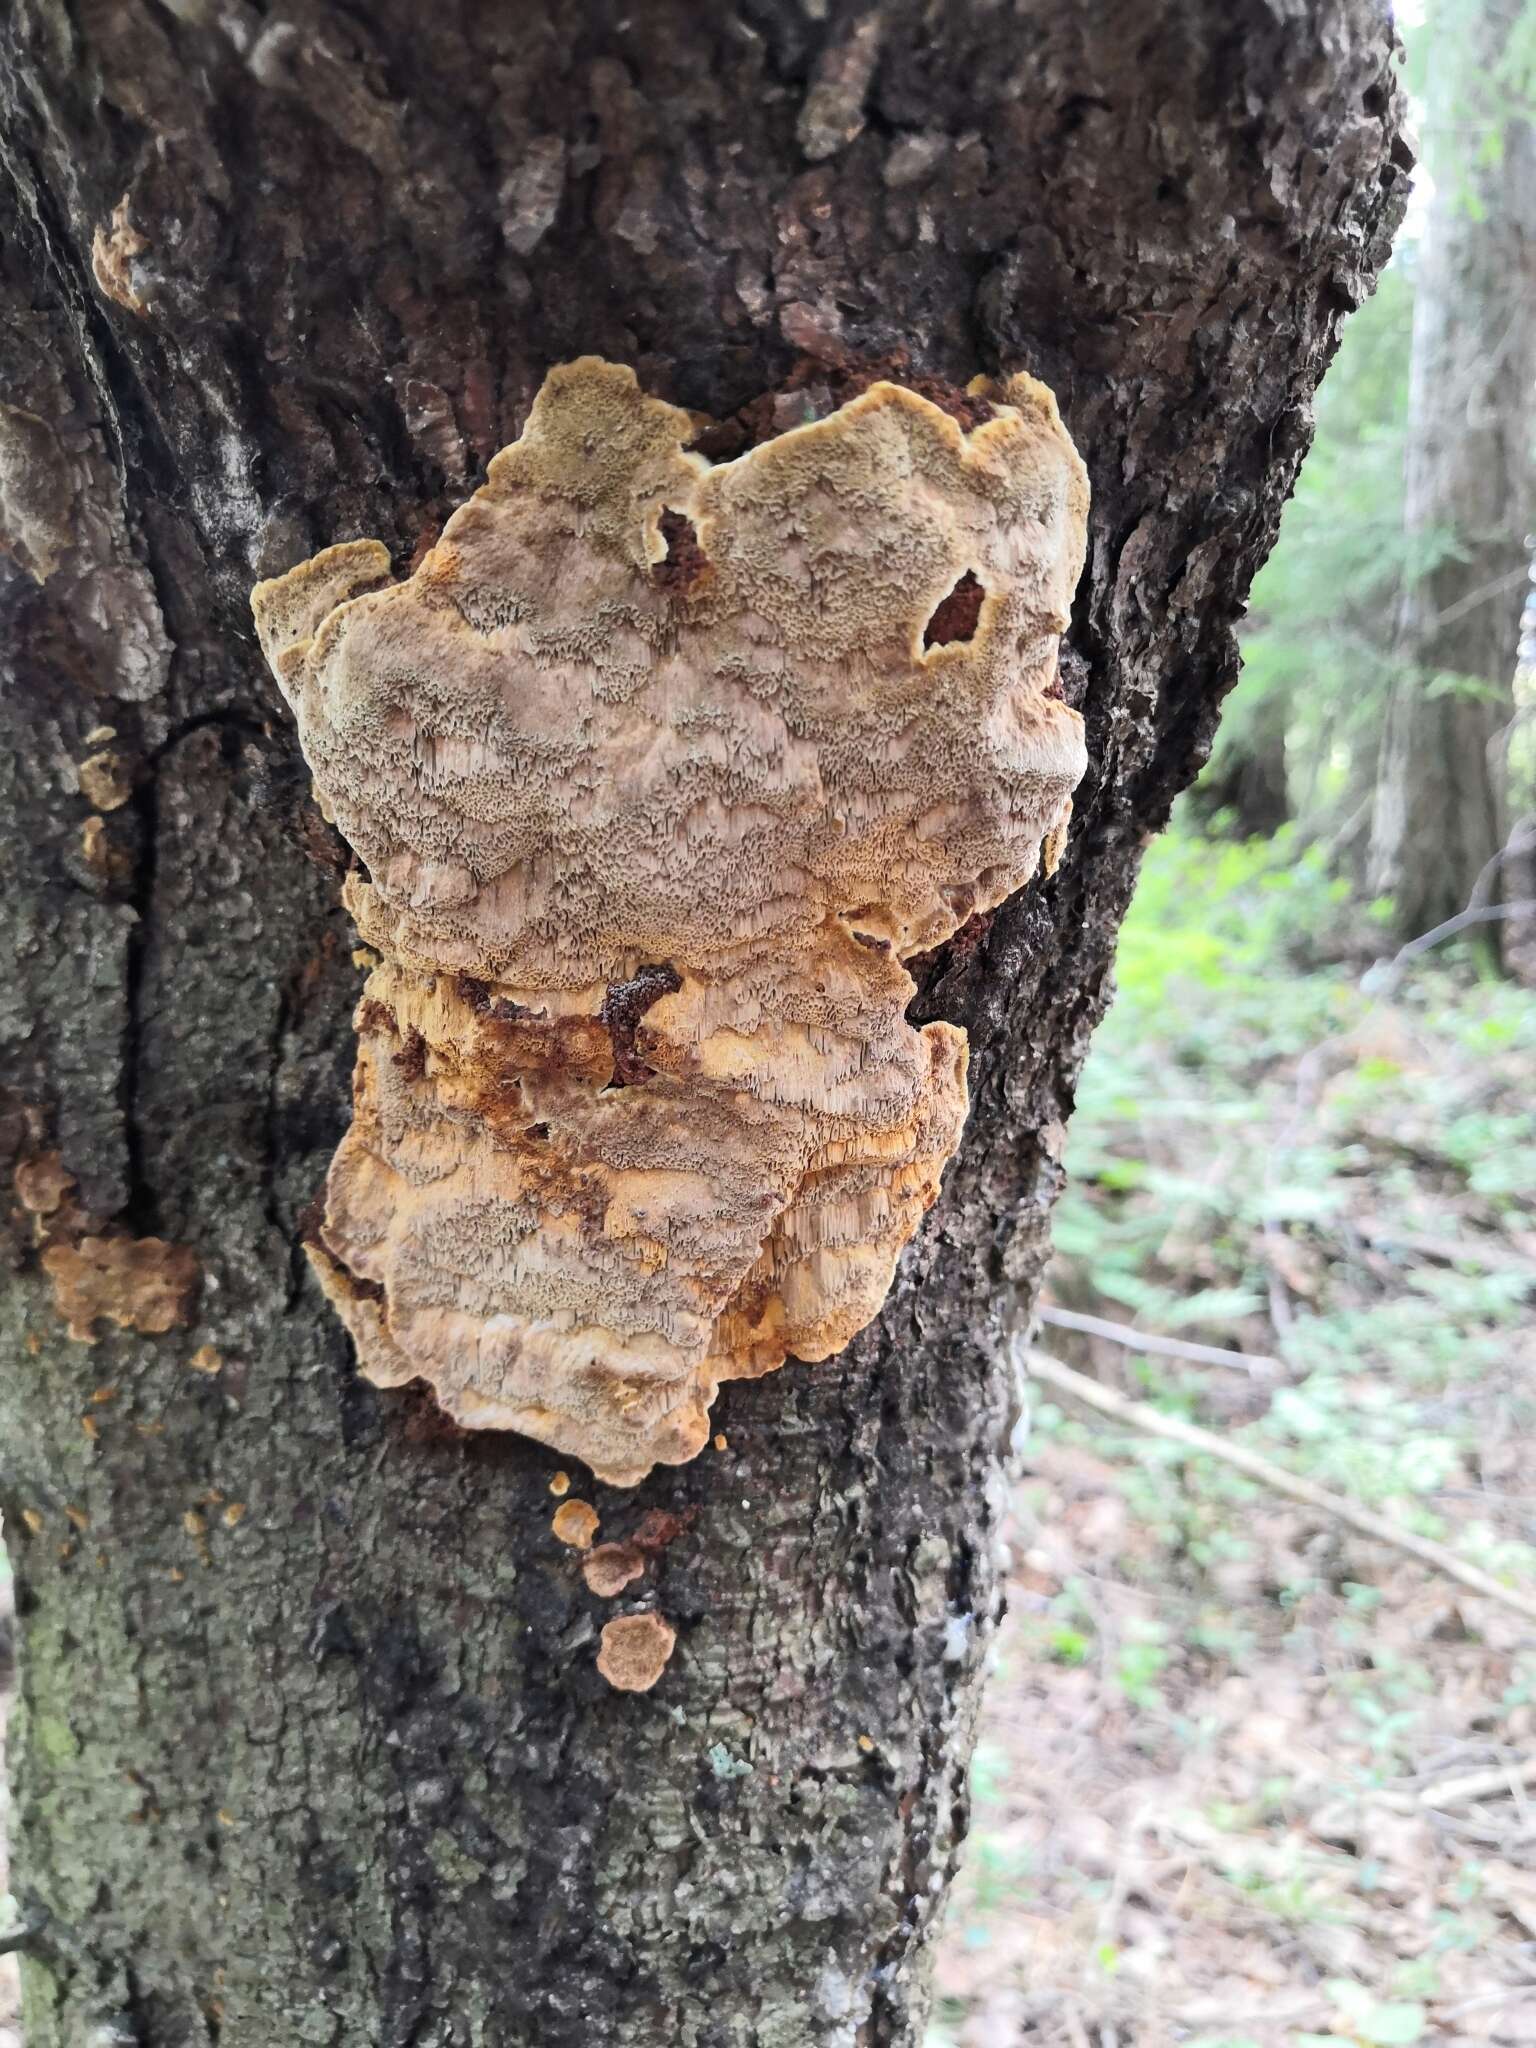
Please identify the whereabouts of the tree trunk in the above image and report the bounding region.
[1190,686,1292,838]
[0,6,1405,2044]
[1368,0,1536,949]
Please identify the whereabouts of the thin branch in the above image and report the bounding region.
[1417,1756,1536,1811]
[1438,1990,1536,2022]
[1369,900,1536,990]
[1352,1218,1536,1277]
[1420,562,1531,632]
[1020,1344,1536,1628]
[0,1918,43,1959]
[1466,813,1536,912]
[1062,2002,1093,2048]
[1035,1302,1278,1376]
[1399,899,1536,957]
[1365,817,1536,992]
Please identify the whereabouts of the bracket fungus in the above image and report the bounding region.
[596,1611,677,1693]
[551,1498,601,1551]
[252,356,1088,1486]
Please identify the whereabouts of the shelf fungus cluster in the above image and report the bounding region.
[252,355,1088,1487]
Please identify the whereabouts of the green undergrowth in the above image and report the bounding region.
[928,818,1536,2045]
[1043,816,1536,1592]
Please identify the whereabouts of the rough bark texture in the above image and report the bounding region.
[0,6,1405,2045]
[1369,0,1536,947]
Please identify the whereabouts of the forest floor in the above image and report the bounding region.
[0,828,1532,2048]
[929,826,1536,2048]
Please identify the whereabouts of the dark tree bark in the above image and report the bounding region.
[0,6,1405,2045]
[1368,0,1536,950]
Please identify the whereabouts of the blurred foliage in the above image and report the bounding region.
[1213,0,1536,858]
[1229,267,1418,837]
[929,820,1536,2043]
[1047,816,1536,1564]
[931,7,1536,2041]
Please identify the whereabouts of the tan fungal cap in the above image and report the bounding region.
[91,196,149,315]
[77,750,131,811]
[42,1234,199,1344]
[596,1611,677,1692]
[582,1542,647,1598]
[551,1499,600,1550]
[253,356,1089,1487]
[14,1150,74,1217]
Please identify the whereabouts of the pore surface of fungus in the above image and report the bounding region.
[253,357,1088,1484]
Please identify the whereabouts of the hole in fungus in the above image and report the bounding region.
[653,510,710,595]
[599,963,683,1088]
[923,571,985,648]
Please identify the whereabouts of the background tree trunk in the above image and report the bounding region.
[0,5,1404,2044]
[1368,0,1536,950]
[1188,687,1292,839]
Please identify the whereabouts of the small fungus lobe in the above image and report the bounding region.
[596,1610,677,1692]
[582,1541,647,1597]
[551,1499,600,1550]
[80,815,110,875]
[630,1507,695,1553]
[42,1234,199,1343]
[77,750,131,811]
[252,356,1089,1486]
[14,1150,74,1217]
[91,196,149,315]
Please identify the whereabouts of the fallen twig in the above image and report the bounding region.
[1020,1343,1536,1628]
[1061,2002,1093,2048]
[1034,1303,1279,1377]
[0,1915,43,1959]
[1367,899,1536,990]
[1417,1756,1536,1811]
[1351,1219,1535,1278]
[1437,1988,1536,2021]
